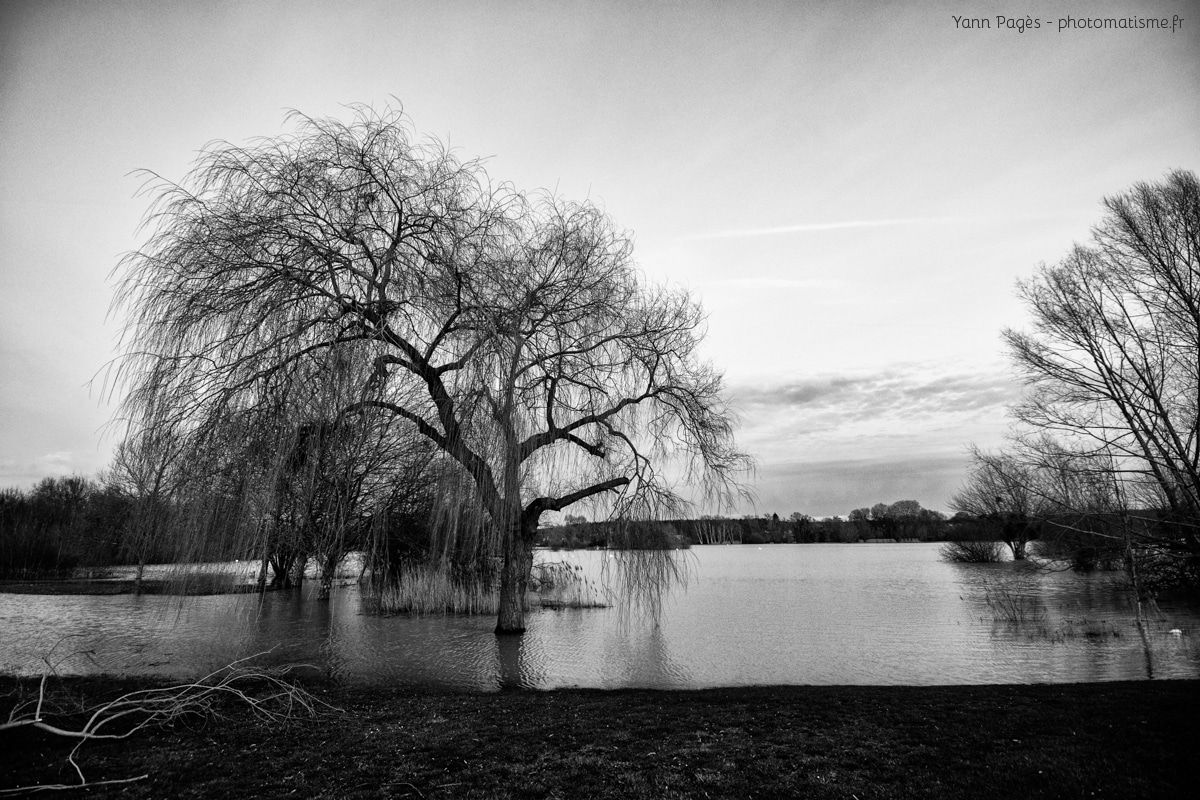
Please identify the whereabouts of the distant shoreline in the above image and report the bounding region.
[0,579,266,596]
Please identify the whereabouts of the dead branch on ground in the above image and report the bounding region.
[1,652,340,794]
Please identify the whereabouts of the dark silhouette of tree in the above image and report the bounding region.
[1003,170,1200,557]
[106,422,188,591]
[113,106,749,633]
[950,447,1043,560]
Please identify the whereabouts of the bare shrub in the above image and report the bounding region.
[984,583,1048,625]
[940,539,1004,563]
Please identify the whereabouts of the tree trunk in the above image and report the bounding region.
[495,517,537,635]
[291,550,307,590]
[317,553,338,600]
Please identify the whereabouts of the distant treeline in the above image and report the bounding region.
[0,485,983,580]
[537,501,998,549]
[0,476,169,579]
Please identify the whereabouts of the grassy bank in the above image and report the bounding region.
[2,677,1196,798]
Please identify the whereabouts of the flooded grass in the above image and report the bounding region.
[528,560,609,610]
[365,561,608,616]
[366,565,498,616]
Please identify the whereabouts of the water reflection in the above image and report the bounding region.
[950,558,1200,683]
[3,544,1199,689]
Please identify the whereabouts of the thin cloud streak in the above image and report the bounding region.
[681,216,962,241]
[704,277,844,290]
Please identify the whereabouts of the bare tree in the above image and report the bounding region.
[950,447,1045,560]
[1003,170,1200,558]
[112,106,749,633]
[105,422,186,591]
[953,439,1135,570]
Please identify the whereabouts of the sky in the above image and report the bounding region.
[1,0,1197,518]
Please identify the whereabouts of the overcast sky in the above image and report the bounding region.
[1,0,1197,517]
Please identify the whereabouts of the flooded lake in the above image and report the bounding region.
[2,544,1198,689]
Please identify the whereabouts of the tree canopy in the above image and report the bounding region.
[113,106,750,632]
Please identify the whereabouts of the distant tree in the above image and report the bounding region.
[916,507,947,539]
[113,107,750,633]
[0,486,79,578]
[843,507,868,540]
[886,500,922,539]
[856,500,942,541]
[106,422,188,591]
[787,512,813,543]
[0,477,137,579]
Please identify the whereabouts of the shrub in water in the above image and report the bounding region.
[940,539,1004,563]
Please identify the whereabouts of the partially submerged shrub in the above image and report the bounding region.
[940,539,1004,563]
[984,583,1048,625]
[1133,549,1200,597]
[529,560,608,609]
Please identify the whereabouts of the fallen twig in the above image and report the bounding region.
[1,650,340,795]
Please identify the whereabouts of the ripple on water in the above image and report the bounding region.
[3,544,1199,687]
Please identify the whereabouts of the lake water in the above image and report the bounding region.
[2,544,1198,689]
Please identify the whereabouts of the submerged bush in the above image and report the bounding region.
[1134,549,1200,597]
[940,539,1004,563]
[984,583,1048,625]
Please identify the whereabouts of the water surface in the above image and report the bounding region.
[3,544,1197,689]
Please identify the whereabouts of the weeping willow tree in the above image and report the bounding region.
[112,106,750,633]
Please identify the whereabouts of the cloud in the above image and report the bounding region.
[732,369,1017,421]
[0,451,94,490]
[725,367,1019,469]
[702,277,845,291]
[750,454,971,518]
[680,217,961,241]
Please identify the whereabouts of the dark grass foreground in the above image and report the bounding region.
[2,678,1196,799]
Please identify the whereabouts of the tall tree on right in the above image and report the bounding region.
[1003,169,1200,555]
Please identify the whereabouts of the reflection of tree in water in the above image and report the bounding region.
[951,561,1174,679]
[600,621,691,689]
[490,610,691,689]
[494,633,527,690]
